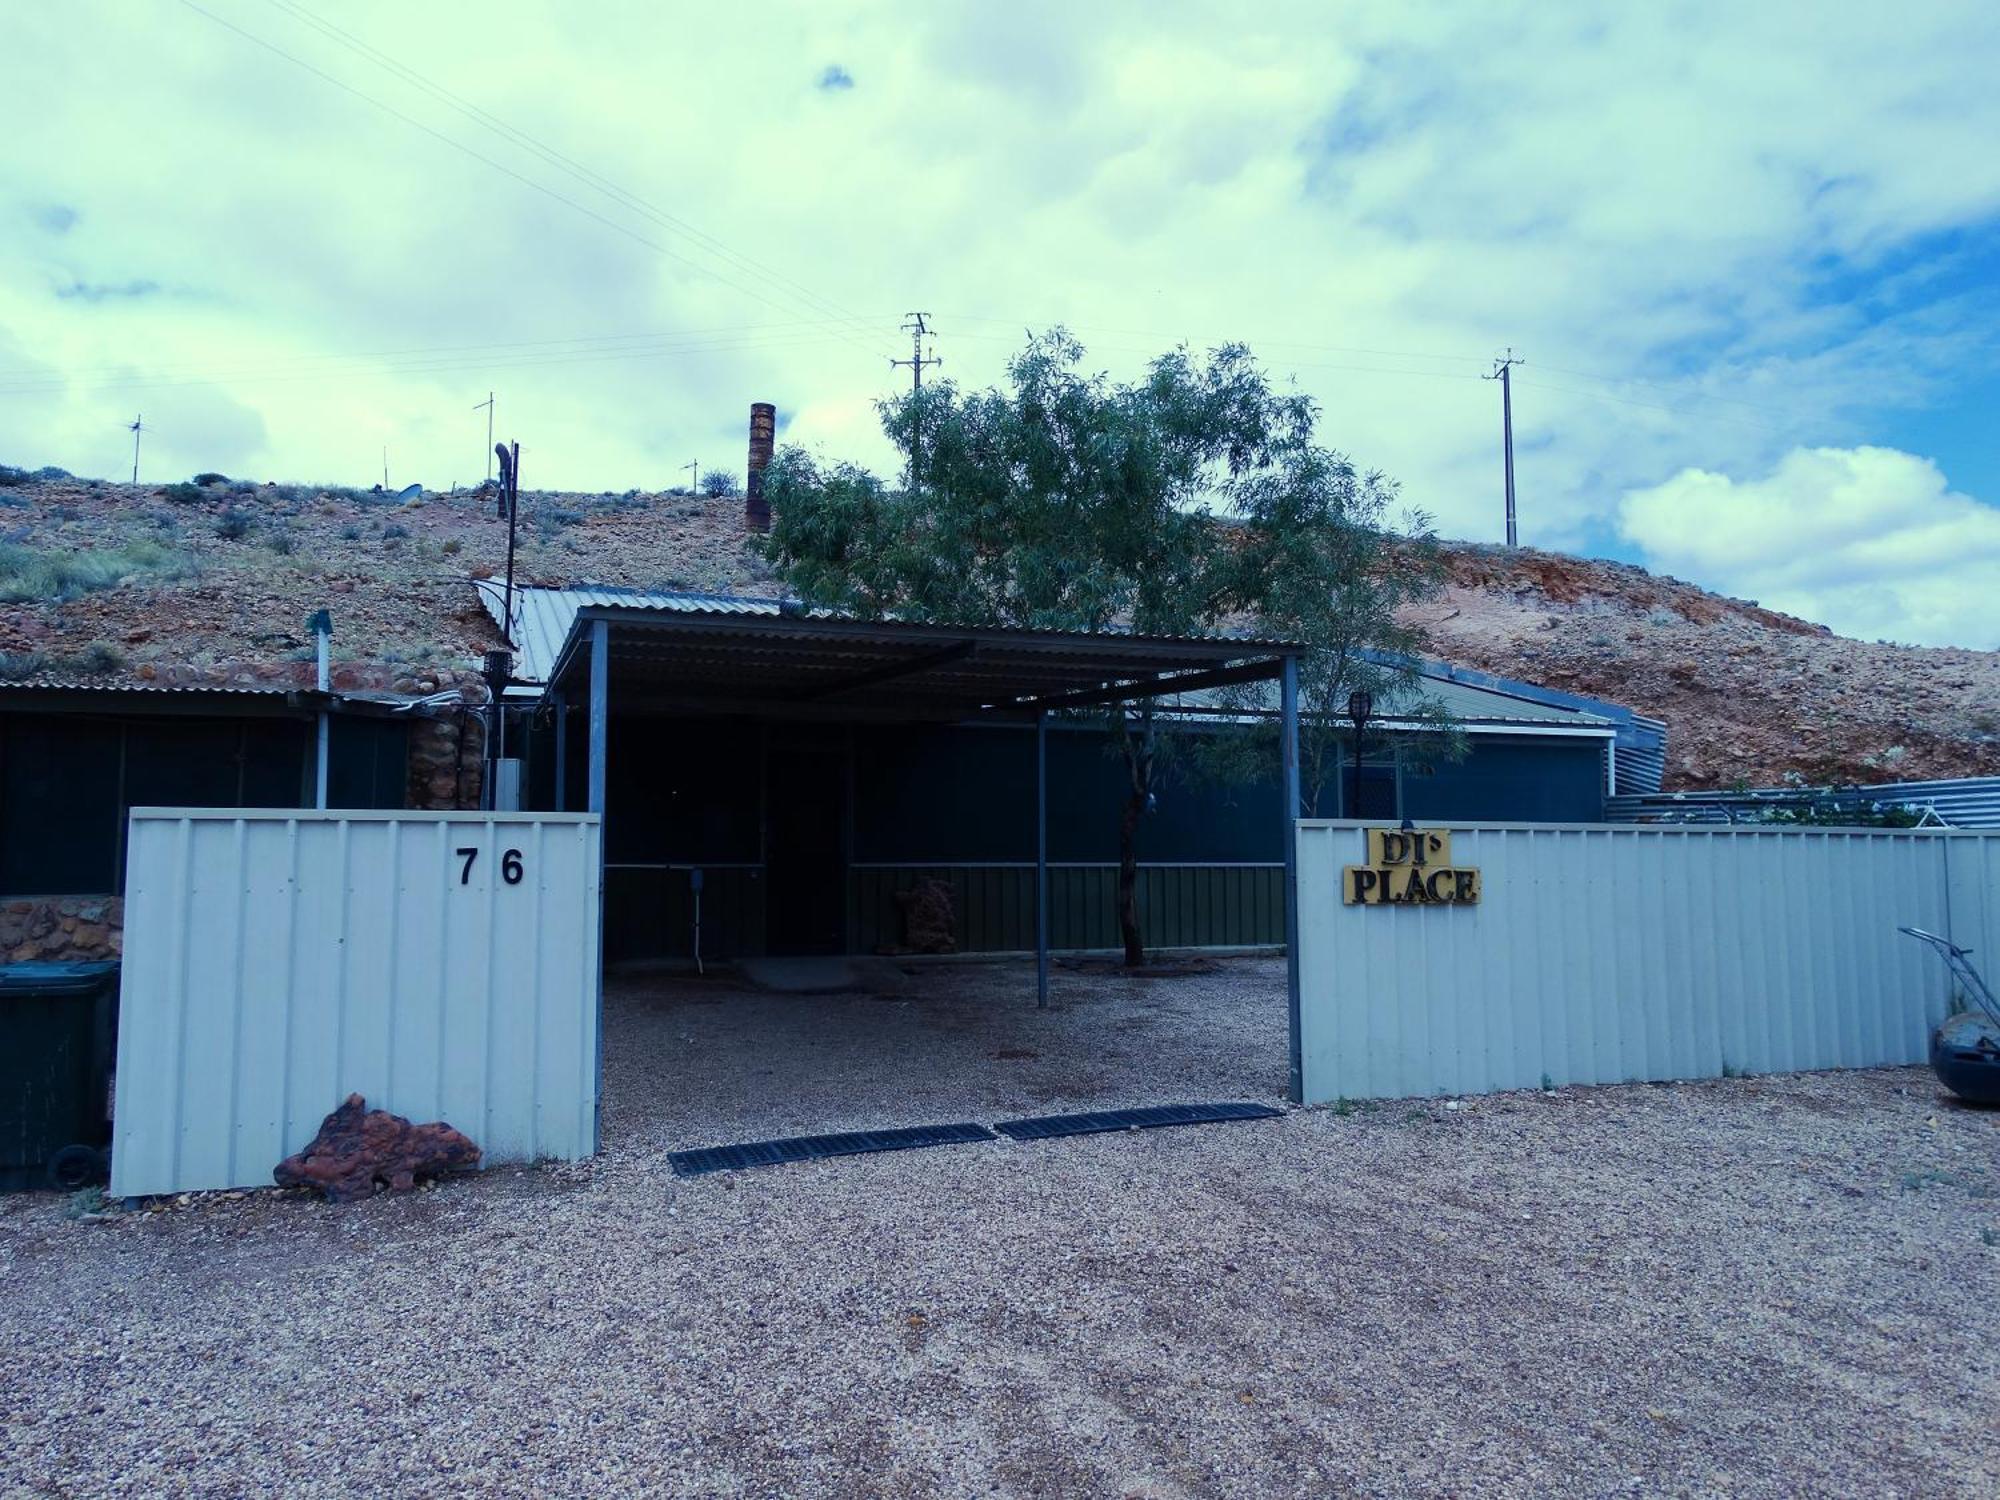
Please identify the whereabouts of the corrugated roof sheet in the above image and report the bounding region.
[0,677,300,696]
[479,582,785,686]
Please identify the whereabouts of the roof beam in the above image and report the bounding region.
[796,639,977,700]
[1011,657,1286,713]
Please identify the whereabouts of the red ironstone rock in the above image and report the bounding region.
[274,1094,481,1202]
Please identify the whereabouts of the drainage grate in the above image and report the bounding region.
[993,1101,1283,1142]
[668,1121,997,1177]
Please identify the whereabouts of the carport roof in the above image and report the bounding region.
[542,599,1302,720]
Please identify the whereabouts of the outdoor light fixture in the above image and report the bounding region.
[1347,690,1374,820]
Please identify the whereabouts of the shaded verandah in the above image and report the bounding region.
[536,603,1310,1099]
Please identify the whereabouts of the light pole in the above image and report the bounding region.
[1347,689,1374,820]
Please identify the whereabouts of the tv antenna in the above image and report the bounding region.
[125,414,146,483]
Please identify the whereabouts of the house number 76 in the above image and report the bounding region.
[456,847,525,885]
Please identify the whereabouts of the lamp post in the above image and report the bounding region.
[1347,689,1373,820]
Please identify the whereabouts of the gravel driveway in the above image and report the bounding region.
[4,957,1997,1497]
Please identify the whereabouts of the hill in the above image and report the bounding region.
[2,473,1993,789]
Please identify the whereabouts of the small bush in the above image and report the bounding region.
[65,641,125,674]
[548,508,584,527]
[213,508,252,540]
[441,538,462,556]
[267,527,296,555]
[161,482,206,505]
[0,650,48,680]
[0,466,29,488]
[34,466,72,481]
[700,468,737,498]
[0,540,185,603]
[381,522,410,541]
[339,523,361,541]
[191,471,230,487]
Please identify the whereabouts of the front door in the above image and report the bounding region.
[764,744,847,954]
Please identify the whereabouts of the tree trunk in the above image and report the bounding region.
[1118,786,1145,967]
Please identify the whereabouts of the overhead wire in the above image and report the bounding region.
[256,0,891,355]
[169,0,895,363]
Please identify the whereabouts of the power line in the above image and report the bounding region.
[171,0,894,363]
[256,0,890,354]
[0,313,892,388]
[0,327,874,398]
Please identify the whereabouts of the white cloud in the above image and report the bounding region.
[0,0,1996,638]
[1619,447,2000,646]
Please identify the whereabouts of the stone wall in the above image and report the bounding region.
[3,896,122,963]
[409,709,483,811]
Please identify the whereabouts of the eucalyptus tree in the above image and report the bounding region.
[763,329,1448,964]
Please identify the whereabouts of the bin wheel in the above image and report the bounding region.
[47,1145,107,1192]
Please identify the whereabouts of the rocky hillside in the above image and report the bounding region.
[3,472,1994,789]
[1413,546,1999,789]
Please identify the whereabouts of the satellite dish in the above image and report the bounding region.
[395,482,422,503]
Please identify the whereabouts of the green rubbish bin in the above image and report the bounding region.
[0,960,119,1192]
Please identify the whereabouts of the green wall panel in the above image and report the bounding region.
[851,865,1284,954]
[605,866,766,961]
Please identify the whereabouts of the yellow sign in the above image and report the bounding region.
[1343,827,1480,906]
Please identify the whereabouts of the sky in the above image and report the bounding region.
[3,0,1998,648]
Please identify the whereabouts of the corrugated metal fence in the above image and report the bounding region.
[111,810,602,1198]
[1608,776,2000,829]
[1295,820,1998,1105]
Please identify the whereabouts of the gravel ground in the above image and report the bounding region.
[4,957,1998,1498]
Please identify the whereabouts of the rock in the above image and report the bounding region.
[274,1094,481,1203]
[892,877,957,955]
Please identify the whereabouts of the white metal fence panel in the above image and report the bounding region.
[1295,821,1999,1106]
[112,810,602,1198]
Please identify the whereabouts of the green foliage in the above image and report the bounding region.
[160,482,206,505]
[213,508,252,540]
[0,540,185,602]
[381,522,410,541]
[0,465,28,488]
[35,466,72,481]
[762,328,1449,960]
[700,468,737,498]
[191,471,230,487]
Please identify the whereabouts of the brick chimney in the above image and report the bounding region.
[746,402,776,531]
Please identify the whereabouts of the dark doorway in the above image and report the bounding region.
[764,745,848,954]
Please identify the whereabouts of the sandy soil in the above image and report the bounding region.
[3,957,1997,1497]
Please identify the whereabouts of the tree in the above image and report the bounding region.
[700,468,737,498]
[762,329,1446,964]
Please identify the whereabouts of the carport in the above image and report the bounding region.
[537,602,1309,1098]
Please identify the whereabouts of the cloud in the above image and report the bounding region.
[1619,446,2000,647]
[0,0,1993,651]
[33,204,77,235]
[55,279,163,303]
[816,64,854,91]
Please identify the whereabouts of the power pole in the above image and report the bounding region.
[1485,350,1523,547]
[127,414,144,483]
[891,313,941,486]
[890,312,940,395]
[685,459,698,495]
[474,393,495,482]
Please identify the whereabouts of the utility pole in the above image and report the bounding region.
[126,414,144,484]
[382,446,390,490]
[474,392,495,482]
[685,459,698,495]
[1485,350,1523,547]
[890,313,941,486]
[890,312,940,395]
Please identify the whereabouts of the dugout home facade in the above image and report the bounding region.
[0,463,1661,966]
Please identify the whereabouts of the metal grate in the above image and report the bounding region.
[993,1101,1282,1141]
[667,1121,997,1176]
